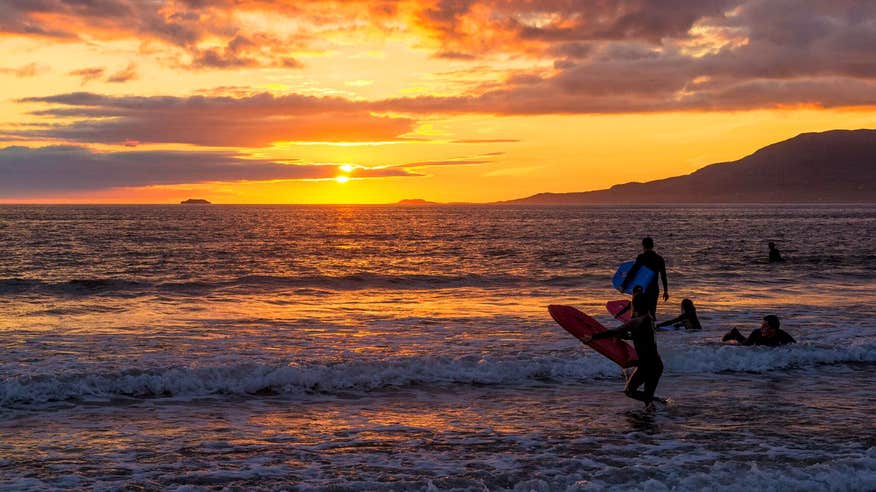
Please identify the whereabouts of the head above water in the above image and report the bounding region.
[642,237,654,250]
[761,314,781,330]
[769,242,776,249]
[681,298,695,313]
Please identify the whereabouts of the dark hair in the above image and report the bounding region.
[681,298,695,313]
[769,242,776,248]
[763,315,780,330]
[632,292,649,316]
[642,237,654,249]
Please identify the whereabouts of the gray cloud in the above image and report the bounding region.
[16,92,416,147]
[0,145,419,196]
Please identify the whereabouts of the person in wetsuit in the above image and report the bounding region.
[768,242,783,262]
[621,237,668,320]
[656,298,702,331]
[722,315,795,346]
[612,286,643,321]
[582,293,663,410]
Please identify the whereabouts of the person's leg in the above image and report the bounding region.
[624,367,648,403]
[642,360,664,403]
[722,328,746,343]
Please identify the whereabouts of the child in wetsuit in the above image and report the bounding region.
[582,293,663,410]
[656,298,702,330]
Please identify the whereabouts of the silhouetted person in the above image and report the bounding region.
[722,315,795,346]
[612,285,643,321]
[621,237,668,320]
[768,242,783,262]
[582,293,663,411]
[656,298,702,331]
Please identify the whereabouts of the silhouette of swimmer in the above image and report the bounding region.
[583,293,663,411]
[722,315,795,346]
[768,242,784,262]
[656,298,702,331]
[621,237,668,320]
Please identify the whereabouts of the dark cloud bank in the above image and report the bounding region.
[0,146,416,196]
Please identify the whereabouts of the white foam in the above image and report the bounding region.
[1,337,873,408]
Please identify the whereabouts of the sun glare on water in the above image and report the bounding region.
[336,175,350,184]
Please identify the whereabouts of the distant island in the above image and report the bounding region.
[503,129,876,204]
[180,198,211,204]
[396,199,437,205]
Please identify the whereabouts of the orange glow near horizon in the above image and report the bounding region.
[1,2,875,203]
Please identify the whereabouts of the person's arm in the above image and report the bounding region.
[741,329,760,346]
[614,301,632,319]
[660,256,669,301]
[620,256,643,291]
[780,331,796,344]
[591,325,628,340]
[585,318,638,342]
[656,312,686,328]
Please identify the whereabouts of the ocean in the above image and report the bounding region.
[0,204,874,491]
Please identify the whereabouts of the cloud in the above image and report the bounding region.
[0,145,421,196]
[68,67,105,85]
[17,92,416,146]
[4,1,876,119]
[0,0,743,63]
[0,62,43,77]
[107,63,138,83]
[398,159,490,168]
[452,139,519,143]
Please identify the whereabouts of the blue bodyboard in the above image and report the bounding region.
[612,261,656,294]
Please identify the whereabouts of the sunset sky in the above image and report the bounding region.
[2,0,875,203]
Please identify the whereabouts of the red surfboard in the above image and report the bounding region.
[548,305,638,368]
[606,299,632,322]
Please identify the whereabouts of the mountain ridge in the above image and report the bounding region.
[502,129,876,204]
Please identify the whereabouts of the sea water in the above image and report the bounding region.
[0,204,873,491]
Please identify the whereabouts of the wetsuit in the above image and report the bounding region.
[722,327,796,346]
[622,251,667,320]
[769,247,783,262]
[593,315,663,404]
[656,310,702,330]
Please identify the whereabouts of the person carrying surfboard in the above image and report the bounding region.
[620,237,668,321]
[581,293,663,411]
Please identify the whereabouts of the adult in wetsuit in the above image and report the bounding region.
[768,242,783,262]
[722,315,795,346]
[656,298,702,330]
[583,294,663,409]
[621,237,668,320]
